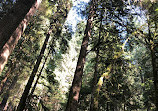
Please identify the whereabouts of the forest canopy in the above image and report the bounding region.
[0,0,158,111]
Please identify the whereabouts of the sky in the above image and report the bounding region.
[66,0,90,32]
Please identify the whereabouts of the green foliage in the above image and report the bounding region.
[1,0,158,110]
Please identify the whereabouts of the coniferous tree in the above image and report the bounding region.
[132,1,158,109]
[90,8,103,111]
[17,1,71,110]
[0,0,42,74]
[79,0,135,110]
[66,0,96,110]
[16,30,51,111]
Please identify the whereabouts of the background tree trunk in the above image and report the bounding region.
[151,47,158,110]
[29,47,51,97]
[90,8,103,111]
[147,21,158,110]
[0,74,18,111]
[90,47,99,111]
[16,31,51,111]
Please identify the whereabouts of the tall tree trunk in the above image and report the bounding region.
[124,104,126,111]
[90,47,99,111]
[65,0,95,110]
[90,8,103,111]
[0,74,18,111]
[25,48,51,110]
[16,31,51,111]
[0,61,18,96]
[17,1,71,109]
[151,47,158,110]
[0,67,12,94]
[107,102,109,111]
[147,21,158,110]
[0,35,27,94]
[110,103,114,111]
[0,0,42,74]
[29,47,51,97]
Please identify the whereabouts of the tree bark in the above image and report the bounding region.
[0,74,18,111]
[0,0,42,74]
[90,8,103,111]
[147,21,158,110]
[90,48,99,111]
[17,1,71,109]
[151,47,158,110]
[29,48,51,97]
[16,31,51,111]
[65,0,95,110]
[0,67,12,94]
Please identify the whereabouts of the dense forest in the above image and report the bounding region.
[0,0,158,111]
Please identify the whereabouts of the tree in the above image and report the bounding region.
[132,1,158,109]
[65,0,96,110]
[1,0,158,110]
[16,0,71,110]
[16,30,51,111]
[0,0,42,74]
[90,7,103,111]
[78,0,136,110]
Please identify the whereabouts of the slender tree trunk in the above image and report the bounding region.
[110,103,114,111]
[17,1,71,109]
[90,8,103,111]
[65,0,95,110]
[16,30,51,111]
[151,47,158,110]
[0,74,18,111]
[0,67,12,94]
[139,64,150,109]
[90,47,99,111]
[107,102,109,111]
[147,21,158,110]
[0,61,17,96]
[0,92,9,110]
[0,0,42,74]
[25,49,51,110]
[29,48,51,97]
[123,104,125,111]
